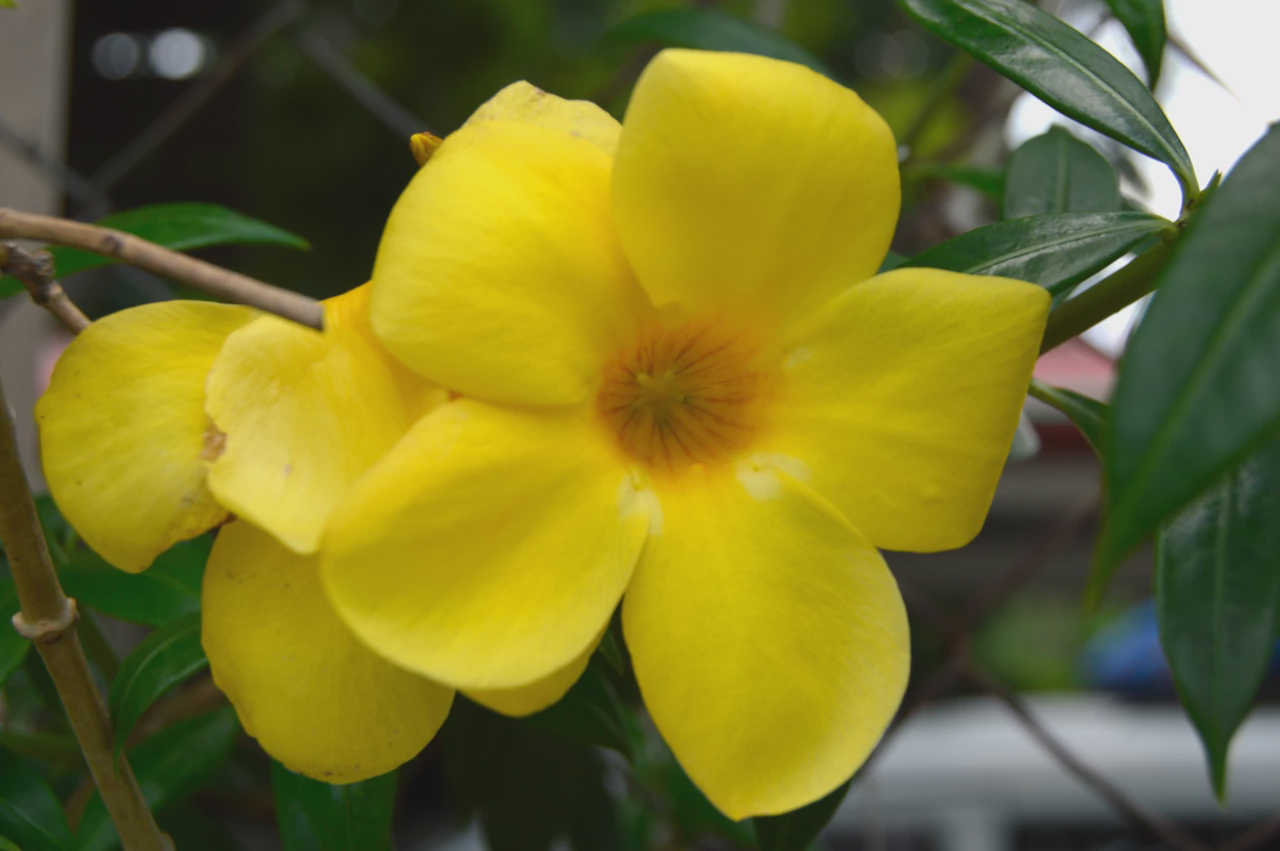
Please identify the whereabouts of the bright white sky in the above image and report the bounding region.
[1004,0,1280,355]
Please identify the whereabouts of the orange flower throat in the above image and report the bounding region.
[596,322,768,472]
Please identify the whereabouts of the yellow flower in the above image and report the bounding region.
[322,50,1050,817]
[38,286,537,781]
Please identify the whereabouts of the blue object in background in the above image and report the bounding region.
[1080,600,1280,698]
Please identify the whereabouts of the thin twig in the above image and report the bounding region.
[0,372,171,851]
[0,208,323,330]
[0,113,109,210]
[1220,813,1280,851]
[968,663,1212,851]
[291,26,429,139]
[82,1,302,213]
[0,242,91,333]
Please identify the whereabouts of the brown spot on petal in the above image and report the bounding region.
[201,420,227,462]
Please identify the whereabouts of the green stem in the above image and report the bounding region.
[1039,239,1175,354]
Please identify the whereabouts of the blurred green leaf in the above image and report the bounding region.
[443,699,620,851]
[0,746,72,851]
[898,0,1195,193]
[0,579,31,684]
[1096,124,1280,600]
[272,762,397,851]
[59,203,306,277]
[109,612,208,756]
[1004,127,1119,219]
[60,537,208,627]
[0,730,82,769]
[526,658,637,758]
[157,804,243,851]
[0,837,22,851]
[76,709,240,851]
[1105,0,1166,86]
[0,203,309,293]
[754,777,851,851]
[1029,380,1107,454]
[603,9,832,78]
[902,211,1169,295]
[908,162,1005,200]
[1156,436,1280,801]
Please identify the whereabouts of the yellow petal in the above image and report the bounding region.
[205,285,443,554]
[623,464,909,819]
[764,268,1050,552]
[203,521,453,783]
[35,301,252,572]
[465,630,599,717]
[612,49,900,329]
[370,119,648,406]
[465,81,621,155]
[323,400,649,689]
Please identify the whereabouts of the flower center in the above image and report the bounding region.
[596,321,768,472]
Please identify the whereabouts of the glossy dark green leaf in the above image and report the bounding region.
[75,708,240,851]
[442,699,620,851]
[60,537,208,627]
[1156,436,1280,800]
[1004,127,1119,219]
[754,777,851,851]
[0,578,30,684]
[273,762,397,851]
[898,0,1194,192]
[1106,0,1166,86]
[31,204,306,284]
[0,746,73,851]
[1029,380,1107,455]
[1096,124,1280,599]
[109,612,208,755]
[525,658,638,758]
[901,211,1169,295]
[908,161,1004,199]
[603,9,832,78]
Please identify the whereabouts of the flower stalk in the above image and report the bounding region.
[0,208,324,330]
[0,368,170,851]
[1039,239,1174,354]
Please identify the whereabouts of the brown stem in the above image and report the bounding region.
[968,663,1211,851]
[1,242,91,333]
[0,208,323,330]
[0,371,171,851]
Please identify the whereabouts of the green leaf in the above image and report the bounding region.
[901,211,1169,295]
[908,161,1005,200]
[60,537,208,627]
[108,612,208,755]
[0,579,31,685]
[603,9,832,78]
[1105,0,1166,86]
[898,0,1195,193]
[273,762,397,851]
[1004,127,1119,219]
[1028,380,1107,455]
[754,777,851,851]
[0,837,23,851]
[0,746,73,851]
[0,203,309,291]
[1156,436,1280,800]
[1096,124,1280,600]
[525,658,638,758]
[75,709,240,851]
[442,699,620,851]
[157,804,243,851]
